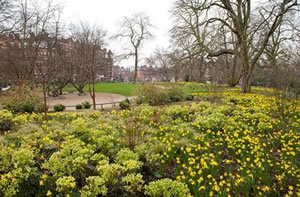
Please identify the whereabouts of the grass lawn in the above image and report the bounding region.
[63,82,138,97]
[155,82,275,96]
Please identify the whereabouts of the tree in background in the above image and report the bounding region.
[114,13,153,83]
[70,21,106,110]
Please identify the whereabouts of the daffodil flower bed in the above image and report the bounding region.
[0,92,299,196]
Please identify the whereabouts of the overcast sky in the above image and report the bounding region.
[63,0,174,67]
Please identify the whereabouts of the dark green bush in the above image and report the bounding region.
[53,104,66,112]
[75,104,83,110]
[120,98,130,110]
[185,94,194,101]
[82,101,91,109]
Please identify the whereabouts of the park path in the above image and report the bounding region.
[47,93,127,110]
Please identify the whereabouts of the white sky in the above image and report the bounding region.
[63,0,175,67]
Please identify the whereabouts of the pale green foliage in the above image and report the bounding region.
[0,110,12,122]
[97,163,125,185]
[97,160,143,190]
[165,105,190,121]
[122,160,143,172]
[43,140,94,177]
[12,114,29,126]
[144,179,191,197]
[0,147,36,197]
[56,176,76,193]
[80,176,107,197]
[122,173,144,194]
[194,112,227,131]
[90,153,109,165]
[115,148,139,164]
[135,142,162,168]
[0,109,13,131]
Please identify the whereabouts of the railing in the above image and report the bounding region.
[63,97,134,110]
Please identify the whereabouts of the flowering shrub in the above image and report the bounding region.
[0,110,13,132]
[144,178,191,197]
[80,176,107,197]
[0,90,299,196]
[0,147,36,196]
[115,148,139,164]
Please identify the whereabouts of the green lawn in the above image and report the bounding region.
[63,83,138,97]
[63,82,274,97]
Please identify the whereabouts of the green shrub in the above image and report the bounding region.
[136,84,189,106]
[76,104,83,110]
[0,147,36,196]
[80,176,107,197]
[115,148,139,164]
[120,98,130,110]
[122,173,144,195]
[82,101,91,109]
[168,86,185,102]
[0,110,13,132]
[4,96,45,114]
[136,84,168,105]
[144,179,191,197]
[185,94,194,101]
[56,176,77,194]
[53,104,66,112]
[194,112,227,132]
[43,140,94,178]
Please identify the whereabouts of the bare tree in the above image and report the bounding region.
[47,38,72,97]
[171,0,299,93]
[253,12,300,90]
[146,48,174,82]
[31,0,63,120]
[70,21,106,110]
[114,13,153,83]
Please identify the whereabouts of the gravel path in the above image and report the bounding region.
[47,93,127,110]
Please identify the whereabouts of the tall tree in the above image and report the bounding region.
[171,0,299,93]
[114,13,153,83]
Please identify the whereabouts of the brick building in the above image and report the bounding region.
[0,33,113,82]
[113,66,133,82]
[137,65,164,82]
[96,49,113,81]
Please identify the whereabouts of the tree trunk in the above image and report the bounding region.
[239,41,252,93]
[133,48,138,83]
[89,81,96,110]
[241,71,251,93]
[92,86,96,110]
[227,55,240,87]
[72,83,85,95]
[42,78,48,121]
